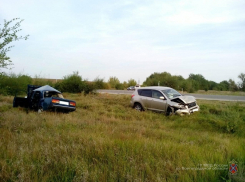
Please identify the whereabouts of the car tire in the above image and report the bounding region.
[134,103,143,111]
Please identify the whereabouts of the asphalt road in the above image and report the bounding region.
[97,89,245,102]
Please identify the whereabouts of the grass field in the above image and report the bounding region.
[0,93,245,182]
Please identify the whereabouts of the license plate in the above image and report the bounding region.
[59,101,69,105]
[192,108,199,112]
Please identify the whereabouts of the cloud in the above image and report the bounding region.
[0,0,244,83]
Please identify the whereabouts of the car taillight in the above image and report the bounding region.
[70,102,76,106]
[52,99,60,103]
[131,94,135,98]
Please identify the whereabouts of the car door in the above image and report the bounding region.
[30,91,41,110]
[149,90,168,112]
[139,89,152,109]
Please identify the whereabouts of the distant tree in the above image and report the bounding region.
[218,80,229,91]
[122,81,128,89]
[208,81,218,90]
[228,79,238,91]
[108,76,120,88]
[127,79,137,87]
[181,79,193,92]
[0,18,29,70]
[238,73,245,91]
[143,72,178,88]
[188,74,208,91]
[144,72,191,91]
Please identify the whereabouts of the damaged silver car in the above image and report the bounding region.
[130,86,199,115]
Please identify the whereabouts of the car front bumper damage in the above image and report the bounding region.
[175,106,200,116]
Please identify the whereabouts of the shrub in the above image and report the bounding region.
[83,81,95,94]
[115,83,124,90]
[93,77,107,89]
[0,73,32,95]
[54,71,94,94]
[108,76,120,89]
[127,79,137,87]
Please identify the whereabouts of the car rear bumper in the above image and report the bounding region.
[51,104,76,112]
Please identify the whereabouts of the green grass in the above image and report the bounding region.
[0,93,244,181]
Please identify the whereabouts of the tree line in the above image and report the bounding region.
[143,72,245,92]
[1,71,245,96]
[0,72,138,95]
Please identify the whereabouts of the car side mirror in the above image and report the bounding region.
[160,96,165,100]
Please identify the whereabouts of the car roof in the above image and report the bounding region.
[137,86,172,90]
[33,85,61,93]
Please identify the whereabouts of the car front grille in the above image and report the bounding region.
[187,102,196,108]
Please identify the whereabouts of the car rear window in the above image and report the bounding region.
[138,89,152,97]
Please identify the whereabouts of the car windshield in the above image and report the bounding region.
[162,89,182,99]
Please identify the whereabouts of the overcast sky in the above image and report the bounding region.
[1,0,245,84]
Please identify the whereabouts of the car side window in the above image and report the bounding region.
[139,90,152,97]
[137,89,142,95]
[152,90,164,99]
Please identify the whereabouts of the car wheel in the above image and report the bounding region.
[134,103,143,111]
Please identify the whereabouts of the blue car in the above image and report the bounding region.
[13,85,76,113]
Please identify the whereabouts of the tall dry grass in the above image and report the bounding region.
[0,93,244,181]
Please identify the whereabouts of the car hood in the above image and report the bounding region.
[171,95,196,104]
